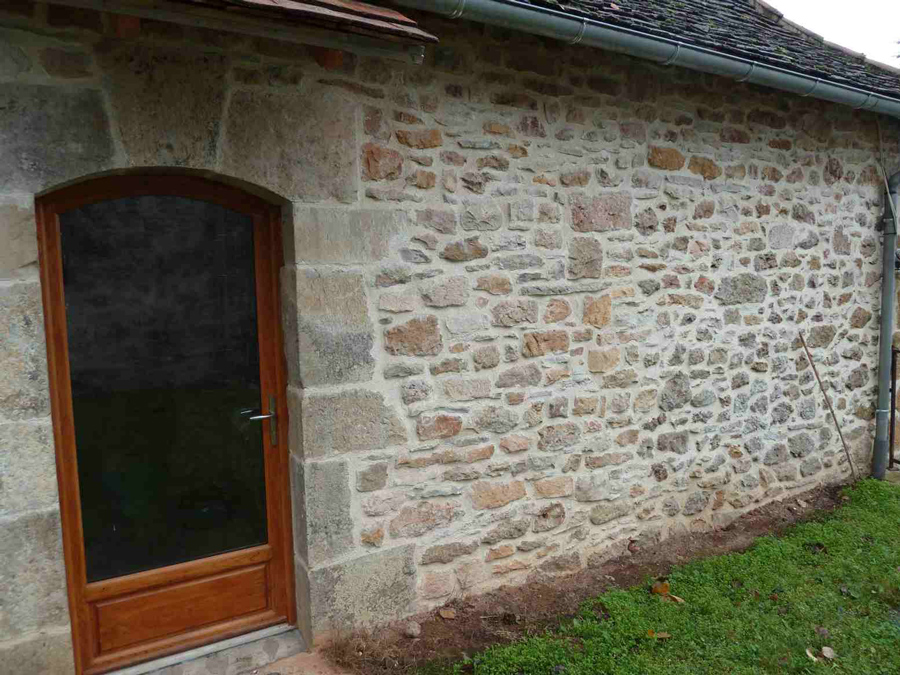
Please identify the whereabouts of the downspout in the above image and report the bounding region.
[874,171,900,479]
[392,0,900,119]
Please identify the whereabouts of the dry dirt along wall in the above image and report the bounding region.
[1,3,899,671]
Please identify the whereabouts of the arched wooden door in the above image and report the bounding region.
[36,175,295,675]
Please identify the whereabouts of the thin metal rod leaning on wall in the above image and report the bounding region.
[874,171,900,479]
[393,0,900,119]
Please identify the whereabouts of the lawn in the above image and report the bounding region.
[448,479,900,675]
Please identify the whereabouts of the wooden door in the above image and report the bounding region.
[36,175,295,675]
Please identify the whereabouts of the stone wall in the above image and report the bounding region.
[1,2,899,671]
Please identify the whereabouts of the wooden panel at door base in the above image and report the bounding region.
[95,565,269,653]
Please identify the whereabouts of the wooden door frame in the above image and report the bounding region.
[36,174,296,675]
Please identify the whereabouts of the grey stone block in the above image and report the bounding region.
[222,87,358,203]
[0,628,75,675]
[309,545,416,634]
[302,460,354,568]
[96,41,227,167]
[302,389,407,458]
[0,83,114,192]
[0,283,49,423]
[289,207,409,264]
[0,420,57,518]
[0,199,37,280]
[281,268,374,387]
[0,509,69,640]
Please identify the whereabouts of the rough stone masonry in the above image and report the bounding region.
[0,3,899,669]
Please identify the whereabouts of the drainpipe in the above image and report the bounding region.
[392,0,900,119]
[874,171,900,479]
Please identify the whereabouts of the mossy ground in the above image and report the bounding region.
[439,480,900,675]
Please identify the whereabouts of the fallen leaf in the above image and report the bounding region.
[439,608,456,620]
[806,648,818,662]
[821,646,836,660]
[797,499,808,508]
[651,580,670,596]
[655,632,672,639]
[667,594,686,604]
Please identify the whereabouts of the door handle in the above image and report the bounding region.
[240,395,278,446]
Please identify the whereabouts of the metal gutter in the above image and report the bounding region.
[393,0,900,119]
[874,171,900,480]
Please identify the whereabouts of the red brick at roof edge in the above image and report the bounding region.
[196,0,438,43]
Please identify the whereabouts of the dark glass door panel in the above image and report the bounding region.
[59,196,267,583]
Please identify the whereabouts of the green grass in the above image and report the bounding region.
[448,480,900,675]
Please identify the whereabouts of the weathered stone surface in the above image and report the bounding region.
[417,208,457,234]
[0,509,68,638]
[462,204,503,231]
[0,628,75,675]
[659,373,691,411]
[471,480,526,509]
[496,363,542,388]
[309,544,416,633]
[544,298,571,323]
[422,275,469,307]
[361,143,402,180]
[688,156,722,180]
[658,430,689,454]
[475,274,512,295]
[788,433,815,458]
[583,295,612,328]
[472,405,519,433]
[588,347,620,373]
[533,502,565,532]
[0,284,49,423]
[574,475,619,502]
[571,194,632,233]
[522,330,569,357]
[282,268,374,386]
[0,37,30,79]
[302,389,407,457]
[0,200,37,279]
[443,377,491,401]
[357,463,388,492]
[396,128,442,148]
[384,362,425,379]
[568,236,603,279]
[682,491,710,516]
[648,146,686,170]
[589,499,632,525]
[390,502,459,537]
[715,274,768,305]
[441,236,489,262]
[534,476,573,498]
[768,223,795,250]
[473,345,501,371]
[421,541,478,564]
[0,83,114,192]
[0,421,57,518]
[799,455,822,477]
[417,413,462,440]
[807,325,837,348]
[303,460,354,566]
[850,307,872,328]
[537,422,580,451]
[445,312,491,339]
[223,86,357,202]
[492,299,538,326]
[97,41,228,167]
[384,315,443,356]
